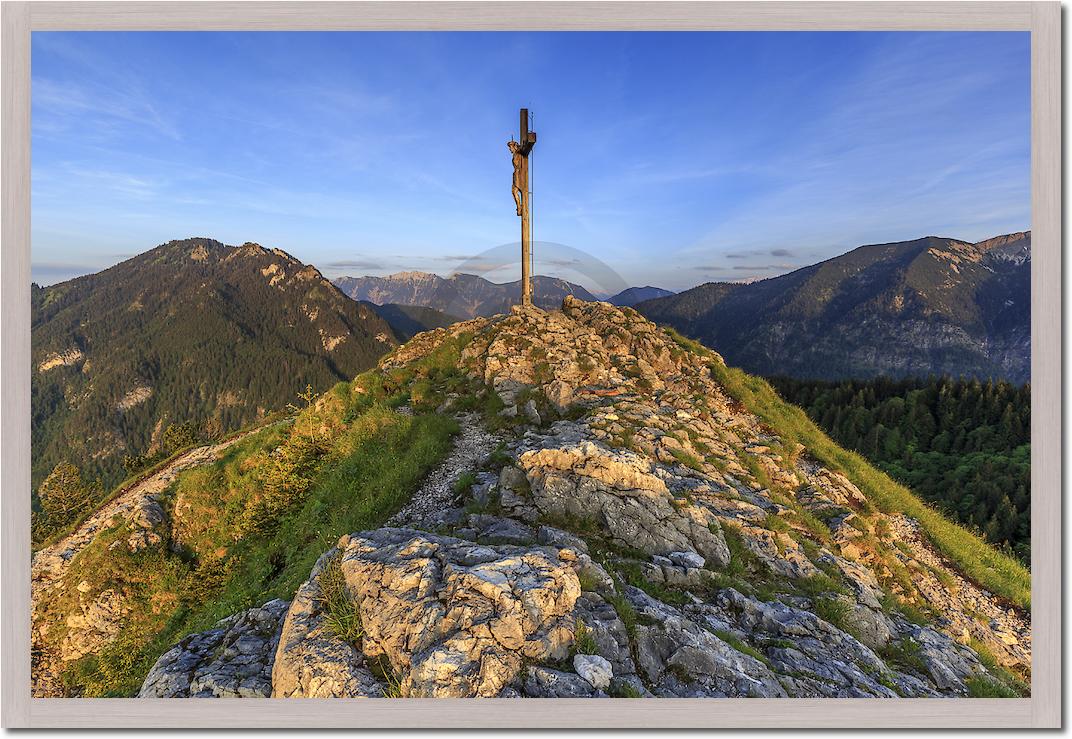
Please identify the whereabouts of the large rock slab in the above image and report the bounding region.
[340,528,581,697]
[272,549,384,698]
[625,588,787,698]
[518,439,730,567]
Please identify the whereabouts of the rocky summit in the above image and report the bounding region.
[34,297,1029,699]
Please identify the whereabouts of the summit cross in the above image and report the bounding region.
[508,108,537,306]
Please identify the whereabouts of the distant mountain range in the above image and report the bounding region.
[636,232,1030,382]
[31,228,1030,501]
[31,238,397,493]
[333,271,600,318]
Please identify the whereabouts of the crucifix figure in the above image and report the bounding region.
[509,108,537,305]
[508,140,524,216]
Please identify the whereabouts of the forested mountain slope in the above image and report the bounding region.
[771,376,1030,562]
[31,238,398,520]
[364,302,460,341]
[636,233,1030,382]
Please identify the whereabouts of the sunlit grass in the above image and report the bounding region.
[663,327,1031,611]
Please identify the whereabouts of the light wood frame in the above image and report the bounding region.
[1,1,1061,728]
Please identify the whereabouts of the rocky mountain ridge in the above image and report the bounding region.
[31,297,1028,699]
[636,232,1030,382]
[333,270,600,318]
[31,238,397,500]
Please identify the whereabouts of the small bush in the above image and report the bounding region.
[965,675,1018,698]
[572,622,599,656]
[610,681,643,698]
[879,637,928,675]
[718,522,762,578]
[453,471,478,496]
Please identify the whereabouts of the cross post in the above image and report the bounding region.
[517,108,536,306]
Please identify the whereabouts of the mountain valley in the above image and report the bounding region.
[333,271,600,318]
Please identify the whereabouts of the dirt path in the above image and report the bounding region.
[31,429,265,600]
[30,428,273,697]
[387,413,501,527]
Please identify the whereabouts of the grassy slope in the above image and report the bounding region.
[49,322,1030,697]
[53,336,471,697]
[664,328,1031,611]
[33,418,284,553]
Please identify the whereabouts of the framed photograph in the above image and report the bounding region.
[1,0,1061,729]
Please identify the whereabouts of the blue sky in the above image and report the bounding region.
[32,31,1029,291]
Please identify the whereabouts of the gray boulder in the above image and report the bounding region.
[140,599,290,698]
[574,654,613,690]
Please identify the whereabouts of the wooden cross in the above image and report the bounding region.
[517,108,536,306]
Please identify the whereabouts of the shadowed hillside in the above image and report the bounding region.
[636,233,1030,382]
[31,238,398,531]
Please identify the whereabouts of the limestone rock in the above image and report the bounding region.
[668,551,705,569]
[574,654,613,690]
[272,549,385,698]
[61,589,128,663]
[523,666,602,698]
[574,593,636,677]
[37,297,1033,701]
[518,438,730,567]
[454,514,536,545]
[140,599,290,698]
[340,528,581,697]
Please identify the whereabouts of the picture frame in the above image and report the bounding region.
[1,0,1061,728]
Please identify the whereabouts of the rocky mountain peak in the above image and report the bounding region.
[977,231,1031,266]
[387,270,440,282]
[635,231,1031,382]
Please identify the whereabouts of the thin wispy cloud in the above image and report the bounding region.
[325,258,386,270]
[34,77,181,142]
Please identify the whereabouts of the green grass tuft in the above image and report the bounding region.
[453,471,478,496]
[610,681,643,698]
[572,622,599,656]
[714,629,771,667]
[813,596,852,630]
[879,637,928,675]
[318,553,363,645]
[965,675,1019,698]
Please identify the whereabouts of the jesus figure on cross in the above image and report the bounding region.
[508,140,524,217]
